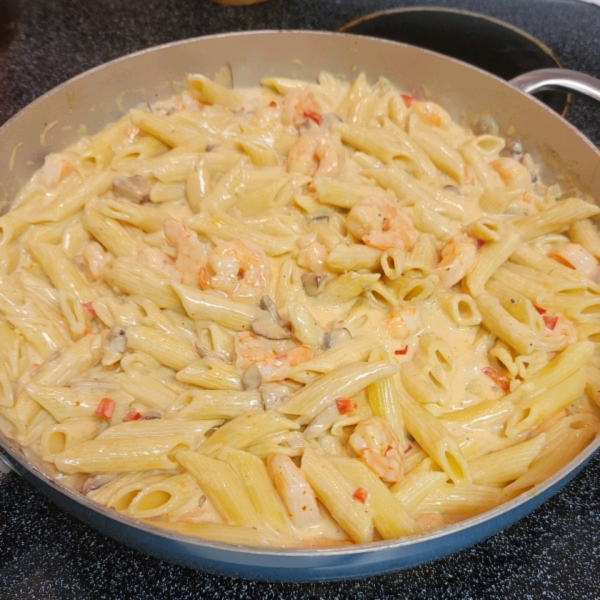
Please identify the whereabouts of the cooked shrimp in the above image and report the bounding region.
[164,219,209,286]
[267,454,321,528]
[296,240,329,274]
[82,241,110,281]
[491,157,531,191]
[349,417,404,483]
[346,196,415,250]
[548,243,600,281]
[535,312,577,352]
[410,101,451,128]
[433,234,477,288]
[234,331,313,382]
[386,306,421,339]
[40,152,78,188]
[199,240,271,302]
[287,132,341,179]
[281,91,322,128]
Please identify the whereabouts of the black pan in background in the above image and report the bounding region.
[340,7,569,115]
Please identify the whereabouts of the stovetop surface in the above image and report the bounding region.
[1,1,600,598]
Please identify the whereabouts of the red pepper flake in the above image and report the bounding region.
[404,444,413,453]
[534,306,547,315]
[385,445,394,455]
[335,397,357,415]
[95,397,116,420]
[482,367,510,392]
[123,411,142,422]
[303,110,322,126]
[400,94,415,108]
[82,326,90,337]
[394,346,408,356]
[543,314,558,330]
[473,238,485,250]
[268,100,277,108]
[352,487,369,504]
[82,302,96,319]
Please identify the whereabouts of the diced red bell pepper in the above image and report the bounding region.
[303,110,322,126]
[543,314,558,330]
[352,487,369,504]
[123,411,142,422]
[335,397,357,415]
[394,346,408,356]
[95,397,116,419]
[401,94,415,108]
[482,367,510,392]
[82,302,96,319]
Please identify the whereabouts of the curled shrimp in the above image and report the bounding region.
[346,196,415,251]
[349,417,404,483]
[491,157,532,191]
[281,91,321,128]
[535,312,577,352]
[40,152,78,188]
[199,240,271,302]
[410,101,451,128]
[82,241,110,282]
[296,240,329,274]
[234,331,313,382]
[164,219,210,286]
[267,454,321,528]
[548,243,600,281]
[386,306,421,339]
[287,132,342,179]
[433,234,477,288]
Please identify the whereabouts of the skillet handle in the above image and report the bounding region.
[510,68,600,103]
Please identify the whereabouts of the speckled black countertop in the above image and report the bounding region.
[1,1,600,598]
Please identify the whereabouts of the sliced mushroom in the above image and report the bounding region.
[473,115,499,136]
[251,317,292,340]
[260,382,293,411]
[298,118,320,135]
[102,328,128,366]
[301,272,328,297]
[259,295,287,328]
[242,363,262,391]
[112,175,153,204]
[195,343,230,363]
[323,328,352,349]
[81,473,119,495]
[322,113,343,130]
[141,410,163,420]
[442,185,460,195]
[501,140,524,161]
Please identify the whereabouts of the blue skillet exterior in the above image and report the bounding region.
[1,430,598,582]
[0,30,599,582]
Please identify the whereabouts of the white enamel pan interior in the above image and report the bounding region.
[0,30,599,582]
